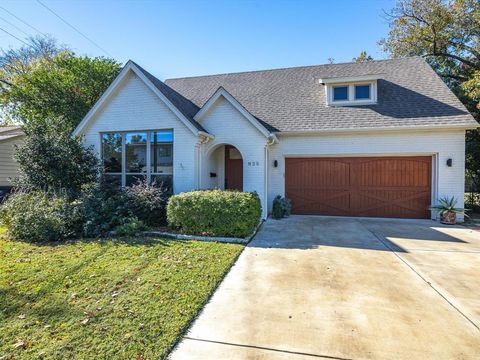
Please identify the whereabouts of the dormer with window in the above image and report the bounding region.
[320,74,381,106]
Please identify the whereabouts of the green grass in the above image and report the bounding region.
[0,236,243,359]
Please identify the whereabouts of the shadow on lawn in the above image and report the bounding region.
[8,236,175,248]
[0,287,80,323]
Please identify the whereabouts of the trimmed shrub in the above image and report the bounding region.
[167,190,261,238]
[0,191,82,242]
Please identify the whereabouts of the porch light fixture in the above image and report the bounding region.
[446,158,453,167]
[273,160,278,168]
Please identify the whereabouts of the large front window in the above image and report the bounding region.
[101,130,173,189]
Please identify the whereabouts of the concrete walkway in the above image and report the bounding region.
[170,216,480,359]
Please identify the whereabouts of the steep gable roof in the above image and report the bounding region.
[74,61,207,136]
[165,57,478,132]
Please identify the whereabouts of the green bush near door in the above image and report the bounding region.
[167,190,262,238]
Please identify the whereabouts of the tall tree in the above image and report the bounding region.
[353,51,374,62]
[380,0,480,187]
[0,36,63,125]
[0,36,121,132]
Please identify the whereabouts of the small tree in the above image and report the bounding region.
[14,122,99,196]
[0,37,121,132]
[353,51,374,62]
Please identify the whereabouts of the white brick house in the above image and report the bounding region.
[74,57,478,220]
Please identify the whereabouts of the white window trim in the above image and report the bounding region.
[100,129,174,187]
[326,80,377,106]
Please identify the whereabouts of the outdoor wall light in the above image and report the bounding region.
[273,160,278,168]
[446,158,453,167]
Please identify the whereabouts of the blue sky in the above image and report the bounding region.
[0,0,396,80]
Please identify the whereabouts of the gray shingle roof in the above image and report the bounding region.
[163,57,477,132]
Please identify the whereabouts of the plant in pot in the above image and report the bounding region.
[430,196,468,225]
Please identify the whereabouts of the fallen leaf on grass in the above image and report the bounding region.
[18,314,25,319]
[13,339,26,349]
[80,318,90,325]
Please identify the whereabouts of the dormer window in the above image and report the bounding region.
[333,86,349,101]
[320,74,381,106]
[354,84,371,100]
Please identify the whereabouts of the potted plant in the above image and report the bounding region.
[430,196,468,225]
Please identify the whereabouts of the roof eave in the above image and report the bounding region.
[275,123,479,136]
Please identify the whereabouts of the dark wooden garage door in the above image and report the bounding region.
[285,157,432,218]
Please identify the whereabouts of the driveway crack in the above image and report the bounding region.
[358,221,479,332]
[182,336,354,359]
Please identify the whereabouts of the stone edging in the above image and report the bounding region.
[143,221,264,245]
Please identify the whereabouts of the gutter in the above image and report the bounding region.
[275,123,479,136]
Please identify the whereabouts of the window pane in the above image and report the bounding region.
[151,131,173,175]
[151,175,173,192]
[333,86,348,101]
[355,84,370,99]
[102,133,122,173]
[152,130,173,143]
[126,133,147,173]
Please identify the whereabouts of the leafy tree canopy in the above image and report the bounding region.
[0,36,121,133]
[380,0,480,183]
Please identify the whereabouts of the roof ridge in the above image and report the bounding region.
[165,57,419,82]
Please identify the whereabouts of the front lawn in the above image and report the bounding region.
[0,235,243,359]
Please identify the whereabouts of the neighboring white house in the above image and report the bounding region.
[74,57,478,220]
[0,126,24,192]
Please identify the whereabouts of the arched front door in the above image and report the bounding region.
[224,145,243,191]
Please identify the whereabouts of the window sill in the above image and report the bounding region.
[328,100,377,107]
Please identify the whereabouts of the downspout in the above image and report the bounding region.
[196,132,213,189]
[264,135,277,220]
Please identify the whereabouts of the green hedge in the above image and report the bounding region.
[167,190,261,238]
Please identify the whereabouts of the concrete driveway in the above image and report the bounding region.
[170,216,480,359]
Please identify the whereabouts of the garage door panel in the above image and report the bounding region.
[354,189,431,218]
[285,156,432,219]
[289,189,350,215]
[287,158,350,187]
[354,158,431,187]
